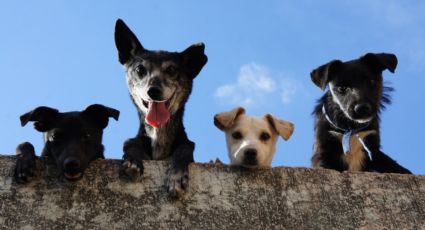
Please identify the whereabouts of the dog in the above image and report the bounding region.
[310,52,411,174]
[114,19,207,197]
[14,104,120,183]
[214,107,294,168]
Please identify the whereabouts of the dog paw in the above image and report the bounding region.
[14,142,36,183]
[167,169,189,198]
[120,159,144,181]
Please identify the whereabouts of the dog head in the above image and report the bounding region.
[214,107,294,168]
[114,19,207,128]
[20,104,119,181]
[311,53,397,123]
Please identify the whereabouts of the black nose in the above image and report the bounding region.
[354,103,372,117]
[63,158,80,171]
[147,87,162,101]
[243,148,258,165]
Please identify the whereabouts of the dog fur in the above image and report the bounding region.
[310,52,411,174]
[114,19,207,197]
[14,104,119,182]
[214,107,294,168]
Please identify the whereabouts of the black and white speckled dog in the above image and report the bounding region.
[310,52,411,174]
[114,19,208,197]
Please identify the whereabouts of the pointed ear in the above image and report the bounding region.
[214,107,245,131]
[181,43,208,79]
[82,104,120,129]
[360,53,398,73]
[310,60,343,90]
[114,19,145,65]
[20,106,59,132]
[264,114,294,141]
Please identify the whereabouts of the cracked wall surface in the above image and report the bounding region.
[0,155,424,229]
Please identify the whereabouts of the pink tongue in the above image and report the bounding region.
[146,101,170,128]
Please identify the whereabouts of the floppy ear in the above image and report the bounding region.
[310,60,343,90]
[20,106,59,132]
[360,53,398,73]
[181,43,208,79]
[264,114,294,141]
[214,107,245,131]
[114,18,145,65]
[82,104,120,129]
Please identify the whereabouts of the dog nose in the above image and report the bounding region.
[63,158,80,171]
[147,87,162,101]
[243,148,258,166]
[245,149,257,159]
[354,103,372,117]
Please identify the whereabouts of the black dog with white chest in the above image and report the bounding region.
[114,19,208,197]
[310,53,411,174]
[14,104,119,182]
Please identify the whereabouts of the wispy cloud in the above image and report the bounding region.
[215,63,306,108]
[280,78,299,105]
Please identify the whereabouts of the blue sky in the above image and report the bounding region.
[1,1,424,174]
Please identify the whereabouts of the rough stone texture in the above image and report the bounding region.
[0,155,424,230]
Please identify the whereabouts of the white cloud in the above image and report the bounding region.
[215,63,305,108]
[280,78,298,105]
[237,63,276,92]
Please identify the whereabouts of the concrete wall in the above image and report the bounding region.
[0,155,424,229]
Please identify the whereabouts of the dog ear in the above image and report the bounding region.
[360,53,398,73]
[114,19,145,65]
[264,114,294,141]
[82,104,120,129]
[214,107,245,131]
[181,43,208,79]
[20,106,59,132]
[310,60,343,90]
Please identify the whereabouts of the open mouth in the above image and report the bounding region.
[142,99,170,109]
[64,172,83,181]
[142,99,171,128]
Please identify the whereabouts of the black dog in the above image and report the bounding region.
[310,53,411,174]
[14,104,119,182]
[114,19,207,197]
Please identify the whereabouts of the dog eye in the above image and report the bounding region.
[231,131,242,140]
[135,65,147,76]
[48,135,55,142]
[260,132,271,141]
[336,86,348,94]
[165,66,177,76]
[49,133,61,142]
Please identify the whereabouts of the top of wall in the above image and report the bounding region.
[0,155,424,229]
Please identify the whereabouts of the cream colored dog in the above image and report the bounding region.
[214,107,294,168]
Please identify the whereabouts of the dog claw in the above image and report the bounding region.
[181,174,189,190]
[120,160,143,181]
[168,181,183,198]
[167,170,189,198]
[15,171,30,183]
